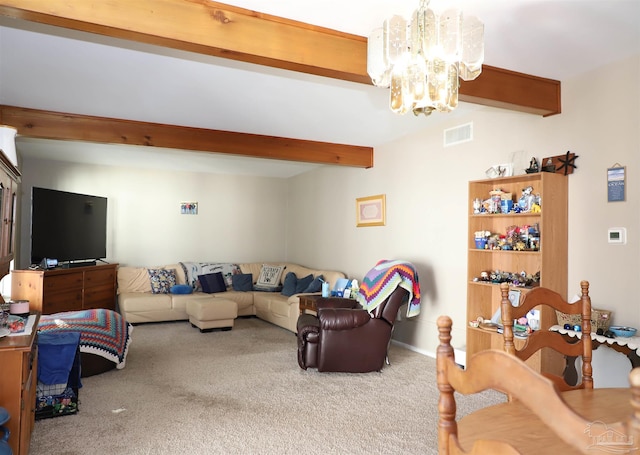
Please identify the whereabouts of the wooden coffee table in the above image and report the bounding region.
[299,295,358,314]
[299,295,322,314]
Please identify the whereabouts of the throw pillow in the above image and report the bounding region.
[148,269,177,294]
[170,284,193,295]
[303,275,324,293]
[232,273,253,292]
[256,264,285,289]
[295,274,314,294]
[180,262,241,290]
[199,272,227,294]
[281,272,298,297]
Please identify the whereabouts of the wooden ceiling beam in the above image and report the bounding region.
[0,105,374,168]
[0,0,371,84]
[0,0,561,117]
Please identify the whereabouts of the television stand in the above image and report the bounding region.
[62,260,97,269]
[11,263,118,314]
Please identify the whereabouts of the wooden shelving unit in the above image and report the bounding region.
[466,172,568,374]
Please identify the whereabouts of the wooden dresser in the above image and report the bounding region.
[11,263,118,314]
[0,313,39,455]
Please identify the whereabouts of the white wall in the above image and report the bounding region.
[287,107,551,352]
[17,160,289,267]
[287,54,640,386]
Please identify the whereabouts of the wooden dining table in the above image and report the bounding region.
[457,388,636,454]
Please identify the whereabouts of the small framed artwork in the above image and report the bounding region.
[356,194,386,227]
[180,202,198,215]
[607,165,625,202]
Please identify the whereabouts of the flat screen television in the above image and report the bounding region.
[30,187,108,266]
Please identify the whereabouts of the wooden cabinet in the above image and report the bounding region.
[0,151,20,282]
[466,172,567,374]
[0,313,39,455]
[11,263,118,314]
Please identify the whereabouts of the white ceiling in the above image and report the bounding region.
[1,0,639,177]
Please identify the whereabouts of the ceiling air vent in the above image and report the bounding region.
[444,122,473,147]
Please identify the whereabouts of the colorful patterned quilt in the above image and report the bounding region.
[38,309,133,369]
[356,260,421,317]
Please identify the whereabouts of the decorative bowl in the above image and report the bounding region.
[9,299,30,316]
[608,326,637,338]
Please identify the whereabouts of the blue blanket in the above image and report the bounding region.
[38,331,81,386]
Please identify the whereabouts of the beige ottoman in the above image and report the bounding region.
[185,298,238,332]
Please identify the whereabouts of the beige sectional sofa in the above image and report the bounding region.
[117,262,346,333]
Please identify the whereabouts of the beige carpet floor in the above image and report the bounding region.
[29,317,504,454]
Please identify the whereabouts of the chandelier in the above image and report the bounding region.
[367,0,484,116]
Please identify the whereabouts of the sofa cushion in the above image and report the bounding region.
[117,267,152,294]
[256,264,286,289]
[170,292,213,312]
[119,292,172,312]
[231,273,253,292]
[199,272,227,294]
[281,272,298,297]
[170,284,193,294]
[303,275,324,293]
[148,269,177,294]
[271,298,291,318]
[218,291,254,316]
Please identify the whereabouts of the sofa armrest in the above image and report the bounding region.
[297,314,320,343]
[318,308,371,330]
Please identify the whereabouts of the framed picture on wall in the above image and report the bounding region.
[607,165,625,202]
[356,194,386,227]
[180,202,198,215]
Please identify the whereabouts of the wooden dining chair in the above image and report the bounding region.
[500,281,593,391]
[436,315,640,455]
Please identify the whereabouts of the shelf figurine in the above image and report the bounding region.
[525,157,539,174]
[518,186,535,212]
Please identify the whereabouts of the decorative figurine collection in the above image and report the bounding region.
[474,186,541,215]
[473,270,541,288]
[474,223,540,251]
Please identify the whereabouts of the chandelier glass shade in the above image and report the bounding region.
[367,0,484,116]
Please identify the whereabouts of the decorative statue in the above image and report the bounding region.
[525,157,539,174]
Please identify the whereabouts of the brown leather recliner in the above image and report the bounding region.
[296,287,409,373]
